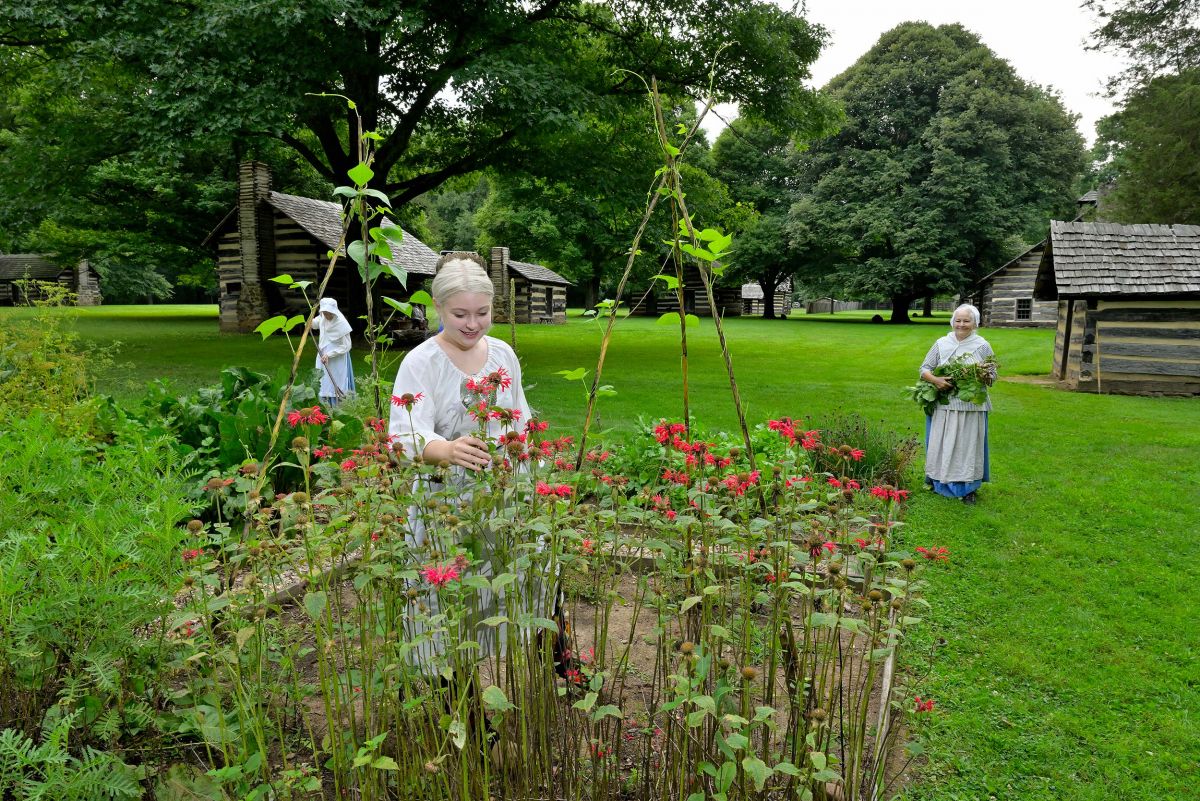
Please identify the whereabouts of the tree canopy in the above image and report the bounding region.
[791,22,1086,321]
[1086,1,1200,224]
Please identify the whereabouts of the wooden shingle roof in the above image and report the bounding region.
[1034,220,1200,300]
[0,254,63,281]
[507,259,570,286]
[266,192,439,277]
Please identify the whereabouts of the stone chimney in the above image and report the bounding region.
[489,246,510,322]
[235,161,273,331]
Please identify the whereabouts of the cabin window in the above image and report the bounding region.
[544,286,553,313]
[225,282,242,296]
[1016,298,1032,320]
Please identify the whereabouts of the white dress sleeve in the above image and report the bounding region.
[388,345,447,457]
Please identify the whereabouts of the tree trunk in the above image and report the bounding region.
[761,280,777,319]
[584,272,602,310]
[888,294,915,323]
[922,295,933,317]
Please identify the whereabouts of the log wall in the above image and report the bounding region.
[980,248,1056,328]
[1090,299,1200,395]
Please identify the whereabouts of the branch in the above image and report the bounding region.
[278,132,335,183]
[388,128,522,203]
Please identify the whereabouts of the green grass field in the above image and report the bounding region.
[5,304,1198,800]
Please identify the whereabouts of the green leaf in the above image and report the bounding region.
[347,163,374,186]
[597,384,617,397]
[680,595,702,613]
[480,615,509,627]
[269,274,295,285]
[409,290,433,306]
[253,316,286,340]
[383,297,413,316]
[347,240,367,267]
[686,710,709,727]
[371,756,399,770]
[724,732,749,751]
[555,368,587,381]
[370,239,394,261]
[716,760,737,793]
[360,188,392,206]
[773,760,801,777]
[742,756,772,791]
[809,611,838,628]
[235,627,256,650]
[663,141,681,157]
[653,273,680,290]
[482,685,516,712]
[657,311,681,326]
[810,751,827,770]
[685,314,701,328]
[303,591,327,622]
[592,704,623,721]
[284,315,305,331]
[572,692,598,712]
[362,131,384,141]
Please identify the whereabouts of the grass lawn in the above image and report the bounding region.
[5,304,1198,799]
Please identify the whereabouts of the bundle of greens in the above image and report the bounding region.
[907,354,998,416]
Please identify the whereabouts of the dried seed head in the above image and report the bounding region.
[678,641,695,655]
[244,574,258,588]
[445,514,459,526]
[291,492,309,504]
[249,546,262,557]
[290,436,309,451]
[808,708,827,723]
[239,463,259,476]
[741,666,758,682]
[891,598,904,610]
[182,576,195,587]
[827,562,842,575]
[901,558,916,572]
[833,577,847,590]
[186,519,204,533]
[438,460,451,469]
[205,477,226,491]
[424,761,440,774]
[718,657,732,671]
[868,589,884,603]
[407,588,420,600]
[381,514,395,525]
[772,464,782,476]
[254,607,268,620]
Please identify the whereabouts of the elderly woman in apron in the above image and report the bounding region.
[919,303,997,505]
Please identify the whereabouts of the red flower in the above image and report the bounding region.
[827,477,842,488]
[182,548,203,561]
[854,537,869,548]
[554,484,573,498]
[914,696,936,713]
[340,458,358,472]
[421,564,461,588]
[849,448,865,461]
[786,475,812,488]
[365,416,386,433]
[768,417,798,447]
[535,481,554,496]
[664,509,677,521]
[580,538,594,555]
[487,368,513,390]
[525,418,549,433]
[822,541,837,553]
[287,406,329,427]
[915,546,950,562]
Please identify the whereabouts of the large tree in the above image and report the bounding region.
[1086,1,1200,223]
[791,22,1086,321]
[0,0,831,201]
[711,117,840,318]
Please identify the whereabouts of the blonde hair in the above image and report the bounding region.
[431,252,493,303]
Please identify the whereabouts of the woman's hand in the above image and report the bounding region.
[445,435,491,471]
[930,376,953,391]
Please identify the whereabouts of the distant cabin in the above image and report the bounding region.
[631,265,743,317]
[0,255,101,306]
[741,279,791,317]
[487,247,570,324]
[1035,220,1200,395]
[968,193,1099,328]
[204,162,439,335]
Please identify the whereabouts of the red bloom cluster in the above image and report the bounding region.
[869,485,910,502]
[809,540,838,560]
[536,482,573,498]
[365,416,386,433]
[287,406,329,427]
[181,548,203,562]
[915,546,950,562]
[767,418,821,450]
[525,418,549,434]
[721,470,761,496]
[653,421,687,445]
[421,564,461,588]
[661,468,691,486]
[580,538,594,555]
[914,696,936,713]
[785,475,812,488]
[313,446,344,459]
[465,367,511,394]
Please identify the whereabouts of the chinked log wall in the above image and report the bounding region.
[982,250,1056,327]
[1058,299,1200,395]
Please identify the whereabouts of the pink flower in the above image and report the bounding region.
[665,509,677,521]
[915,546,950,562]
[822,541,837,553]
[421,564,461,588]
[287,406,329,427]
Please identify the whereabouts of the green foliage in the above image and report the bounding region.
[792,22,1086,319]
[906,355,998,415]
[0,291,110,438]
[0,414,188,741]
[0,716,143,800]
[1092,69,1200,223]
[102,366,364,496]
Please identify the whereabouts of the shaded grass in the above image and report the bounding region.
[4,304,1198,799]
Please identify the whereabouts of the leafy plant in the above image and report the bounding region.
[906,355,998,416]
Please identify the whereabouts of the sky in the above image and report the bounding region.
[701,0,1128,147]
